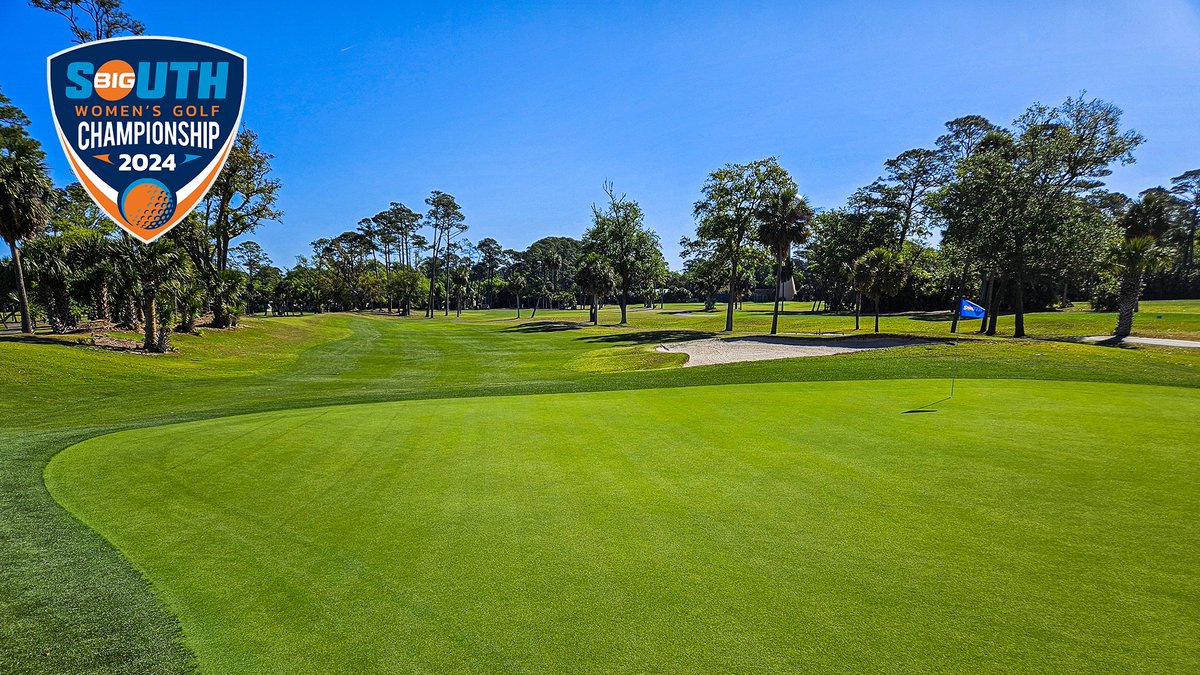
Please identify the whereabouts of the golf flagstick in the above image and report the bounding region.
[950,334,959,399]
[949,296,985,401]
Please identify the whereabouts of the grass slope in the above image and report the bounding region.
[48,380,1200,673]
[3,301,1200,672]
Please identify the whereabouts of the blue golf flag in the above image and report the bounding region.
[959,298,986,319]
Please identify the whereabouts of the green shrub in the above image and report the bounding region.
[1090,272,1121,312]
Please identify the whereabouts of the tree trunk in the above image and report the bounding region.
[620,286,629,325]
[142,291,157,351]
[592,294,599,325]
[45,296,66,334]
[950,261,969,334]
[1185,205,1197,271]
[49,288,75,333]
[1013,269,1026,338]
[384,250,392,314]
[770,255,783,335]
[155,315,171,353]
[515,294,521,318]
[426,235,440,318]
[986,277,1004,336]
[8,239,34,333]
[873,297,880,333]
[1114,272,1143,338]
[95,272,110,322]
[854,292,861,331]
[725,255,738,332]
[977,273,992,334]
[212,300,230,329]
[122,295,140,330]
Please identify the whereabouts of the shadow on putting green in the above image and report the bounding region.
[903,395,952,413]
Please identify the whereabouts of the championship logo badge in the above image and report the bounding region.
[47,37,246,243]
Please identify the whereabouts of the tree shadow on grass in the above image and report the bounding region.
[0,332,160,354]
[1069,336,1140,350]
[577,329,717,346]
[0,332,82,347]
[741,305,835,316]
[899,311,955,323]
[503,320,589,333]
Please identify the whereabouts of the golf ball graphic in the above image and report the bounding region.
[120,179,176,231]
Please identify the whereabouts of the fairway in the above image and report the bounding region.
[47,378,1200,673]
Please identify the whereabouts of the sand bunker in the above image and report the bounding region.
[657,336,929,367]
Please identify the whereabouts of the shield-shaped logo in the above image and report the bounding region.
[47,36,246,242]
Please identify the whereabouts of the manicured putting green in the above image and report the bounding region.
[48,379,1199,673]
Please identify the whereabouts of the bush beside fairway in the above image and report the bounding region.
[47,380,1200,673]
[3,302,1200,673]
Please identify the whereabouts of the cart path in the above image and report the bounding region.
[1082,336,1200,348]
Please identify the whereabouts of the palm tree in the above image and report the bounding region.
[0,136,53,334]
[69,230,116,322]
[23,235,76,333]
[756,187,813,334]
[111,237,187,351]
[1110,236,1171,339]
[850,261,868,332]
[508,274,527,319]
[854,247,908,333]
[575,253,615,325]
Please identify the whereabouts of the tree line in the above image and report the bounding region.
[4,89,1197,351]
[679,97,1197,338]
[4,3,1197,347]
[3,69,678,349]
[271,181,670,327]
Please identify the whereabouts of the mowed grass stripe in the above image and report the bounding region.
[47,379,1200,673]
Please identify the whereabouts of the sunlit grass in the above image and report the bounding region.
[3,300,1199,673]
[48,379,1200,673]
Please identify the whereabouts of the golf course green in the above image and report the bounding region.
[5,303,1200,673]
[47,379,1200,672]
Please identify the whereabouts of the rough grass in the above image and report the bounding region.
[3,301,1200,673]
[47,380,1200,673]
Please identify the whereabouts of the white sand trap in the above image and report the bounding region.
[657,336,930,367]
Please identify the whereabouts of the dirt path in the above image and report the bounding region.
[656,336,930,367]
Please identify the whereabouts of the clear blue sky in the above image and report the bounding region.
[3,0,1199,268]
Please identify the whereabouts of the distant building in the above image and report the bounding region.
[750,277,796,303]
